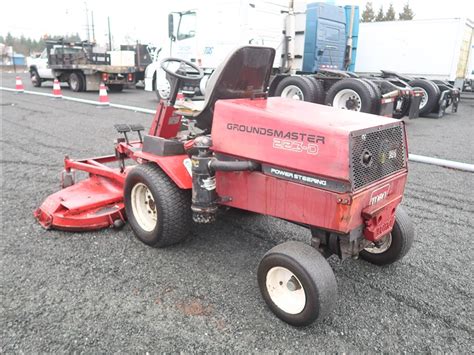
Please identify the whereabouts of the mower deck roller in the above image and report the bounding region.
[35,46,414,326]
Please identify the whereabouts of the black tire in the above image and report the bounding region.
[77,72,86,91]
[108,84,124,92]
[274,76,319,102]
[124,163,192,248]
[305,76,326,104]
[69,72,84,92]
[258,241,337,326]
[360,79,381,113]
[30,69,42,87]
[359,206,414,266]
[408,79,440,116]
[325,78,376,113]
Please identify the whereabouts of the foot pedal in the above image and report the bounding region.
[114,124,131,143]
[129,124,145,143]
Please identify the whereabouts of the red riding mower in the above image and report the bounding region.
[35,46,414,326]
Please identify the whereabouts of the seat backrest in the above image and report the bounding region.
[193,46,276,130]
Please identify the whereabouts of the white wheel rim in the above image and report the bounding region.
[131,182,157,232]
[412,87,428,109]
[333,89,362,111]
[364,234,392,254]
[266,266,306,314]
[70,76,79,91]
[280,85,304,100]
[157,79,170,99]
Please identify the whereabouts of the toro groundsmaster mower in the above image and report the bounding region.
[35,46,414,326]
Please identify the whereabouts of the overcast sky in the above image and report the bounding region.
[1,0,472,48]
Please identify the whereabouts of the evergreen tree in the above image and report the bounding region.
[361,2,375,22]
[375,6,385,21]
[399,2,415,20]
[385,3,396,21]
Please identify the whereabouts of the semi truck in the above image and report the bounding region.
[29,40,137,92]
[144,1,422,118]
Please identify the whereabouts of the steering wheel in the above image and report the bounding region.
[160,58,204,80]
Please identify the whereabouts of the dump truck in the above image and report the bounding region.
[29,40,137,92]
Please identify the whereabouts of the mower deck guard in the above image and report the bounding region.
[34,156,127,231]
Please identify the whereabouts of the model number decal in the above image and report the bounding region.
[273,138,319,155]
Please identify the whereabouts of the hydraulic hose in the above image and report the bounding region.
[209,159,259,172]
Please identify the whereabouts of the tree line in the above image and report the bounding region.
[361,2,415,22]
[1,33,82,56]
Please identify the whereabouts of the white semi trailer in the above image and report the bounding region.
[355,18,474,90]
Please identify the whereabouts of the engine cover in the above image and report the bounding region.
[211,97,407,192]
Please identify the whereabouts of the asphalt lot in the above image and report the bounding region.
[1,74,473,352]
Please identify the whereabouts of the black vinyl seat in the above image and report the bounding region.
[183,46,276,131]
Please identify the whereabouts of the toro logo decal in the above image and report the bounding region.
[369,184,390,206]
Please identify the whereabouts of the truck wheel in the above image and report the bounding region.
[108,84,124,92]
[274,76,319,102]
[155,73,171,101]
[258,241,337,326]
[69,72,84,92]
[360,79,381,113]
[124,163,192,248]
[360,206,414,266]
[30,69,42,87]
[408,79,440,116]
[305,76,326,104]
[325,78,375,113]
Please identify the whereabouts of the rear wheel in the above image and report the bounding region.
[360,79,381,113]
[258,241,337,326]
[30,69,42,87]
[305,76,326,104]
[124,163,192,248]
[408,79,440,116]
[325,78,376,113]
[360,206,414,265]
[69,72,84,92]
[274,76,319,103]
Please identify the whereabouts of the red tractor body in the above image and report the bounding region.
[212,97,408,240]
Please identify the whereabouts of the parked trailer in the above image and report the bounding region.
[144,1,419,118]
[29,40,137,92]
[355,18,472,115]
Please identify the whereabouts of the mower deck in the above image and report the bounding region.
[34,156,128,231]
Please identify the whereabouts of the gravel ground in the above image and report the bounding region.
[1,88,473,352]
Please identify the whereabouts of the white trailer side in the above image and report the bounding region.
[355,18,474,83]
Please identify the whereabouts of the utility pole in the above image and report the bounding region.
[91,11,96,42]
[108,17,112,51]
[84,1,90,42]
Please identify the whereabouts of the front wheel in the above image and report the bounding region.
[124,163,192,248]
[360,206,414,265]
[30,69,42,87]
[258,241,337,326]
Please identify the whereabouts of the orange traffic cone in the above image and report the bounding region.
[52,79,62,98]
[15,76,24,92]
[98,82,109,106]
